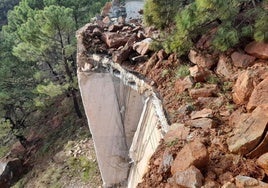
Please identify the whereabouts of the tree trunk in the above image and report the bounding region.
[70,89,83,119]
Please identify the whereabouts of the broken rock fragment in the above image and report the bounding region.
[227,105,268,155]
[133,38,152,55]
[247,77,268,111]
[245,41,268,60]
[170,165,204,188]
[235,175,268,188]
[231,51,256,68]
[232,70,254,105]
[189,84,217,99]
[171,140,208,175]
[257,153,268,176]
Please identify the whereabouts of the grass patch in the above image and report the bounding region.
[175,65,190,78]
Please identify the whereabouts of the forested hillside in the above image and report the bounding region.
[0,0,108,154]
[0,0,108,187]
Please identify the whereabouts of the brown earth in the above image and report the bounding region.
[80,13,268,187]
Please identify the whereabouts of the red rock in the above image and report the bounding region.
[133,38,152,55]
[142,53,158,75]
[231,52,256,68]
[112,34,138,63]
[247,131,268,158]
[188,50,215,69]
[189,84,218,99]
[102,16,111,25]
[235,175,268,187]
[245,41,268,60]
[191,108,213,119]
[232,70,254,105]
[157,49,167,61]
[102,32,129,48]
[171,140,208,175]
[257,153,268,175]
[227,105,268,155]
[108,24,123,32]
[174,76,194,94]
[216,55,235,80]
[222,182,236,188]
[164,123,190,144]
[171,165,204,188]
[247,77,268,111]
[189,65,210,82]
[186,118,215,130]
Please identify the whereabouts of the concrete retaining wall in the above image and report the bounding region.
[77,26,169,187]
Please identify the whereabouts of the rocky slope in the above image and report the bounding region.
[80,3,268,187]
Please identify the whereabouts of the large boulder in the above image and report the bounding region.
[231,51,256,68]
[169,165,204,188]
[101,32,129,48]
[188,50,215,69]
[257,153,268,176]
[245,41,268,60]
[189,84,218,99]
[133,38,152,55]
[227,105,268,155]
[171,140,208,175]
[247,77,268,111]
[232,70,254,105]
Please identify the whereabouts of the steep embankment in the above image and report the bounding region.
[78,1,268,187]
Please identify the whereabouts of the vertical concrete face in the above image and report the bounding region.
[78,72,144,187]
[77,23,169,187]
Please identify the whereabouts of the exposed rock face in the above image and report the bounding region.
[170,165,204,188]
[245,41,268,60]
[227,105,268,155]
[232,70,254,105]
[247,77,268,111]
[171,140,208,175]
[231,52,256,68]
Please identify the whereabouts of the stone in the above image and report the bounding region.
[92,27,102,37]
[191,109,213,119]
[158,149,174,173]
[222,182,236,188]
[247,131,268,158]
[133,38,152,55]
[257,153,268,175]
[112,34,138,63]
[245,41,268,60]
[231,52,256,68]
[232,70,254,105]
[186,118,215,130]
[216,55,235,80]
[189,65,210,82]
[201,180,220,188]
[171,165,204,188]
[131,55,148,62]
[102,16,111,25]
[101,32,129,48]
[227,105,268,155]
[157,49,167,61]
[188,50,215,69]
[108,24,123,32]
[174,76,194,94]
[189,84,218,99]
[142,52,158,75]
[171,140,208,175]
[247,77,268,111]
[235,175,268,188]
[164,123,190,144]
